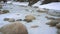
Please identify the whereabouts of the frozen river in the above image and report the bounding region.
[0,3,57,34]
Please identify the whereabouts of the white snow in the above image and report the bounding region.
[7,1,29,6]
[33,2,60,10]
[7,1,60,10]
[0,1,60,34]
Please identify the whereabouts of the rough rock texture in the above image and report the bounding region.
[46,20,59,26]
[24,15,36,22]
[0,22,28,34]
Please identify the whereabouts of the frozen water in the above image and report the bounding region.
[0,1,59,34]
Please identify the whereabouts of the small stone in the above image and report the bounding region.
[31,25,39,28]
[24,15,35,22]
[4,18,9,21]
[33,6,38,8]
[0,22,28,34]
[46,20,59,27]
[8,18,15,22]
[2,10,9,14]
[25,15,36,20]
[16,19,22,21]
[24,19,32,22]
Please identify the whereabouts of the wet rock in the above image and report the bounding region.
[2,10,9,14]
[4,18,15,22]
[16,19,22,21]
[0,10,9,14]
[31,25,39,28]
[24,15,36,22]
[46,20,59,27]
[4,18,9,21]
[56,23,60,29]
[0,22,28,34]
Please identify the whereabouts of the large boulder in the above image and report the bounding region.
[0,22,28,34]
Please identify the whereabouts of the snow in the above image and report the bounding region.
[7,1,29,6]
[33,2,60,10]
[0,1,60,34]
[39,2,60,10]
[7,1,60,10]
